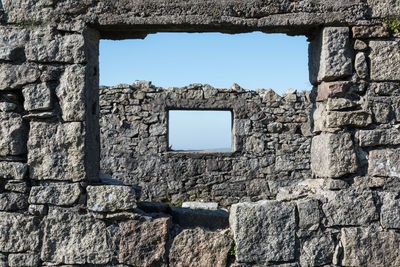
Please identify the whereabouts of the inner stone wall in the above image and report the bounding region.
[100,83,312,206]
[0,1,400,266]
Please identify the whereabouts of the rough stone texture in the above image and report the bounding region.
[0,112,27,156]
[309,27,352,84]
[0,192,28,211]
[230,200,296,263]
[100,84,312,205]
[327,98,357,111]
[26,30,85,63]
[297,199,320,230]
[118,215,171,267]
[368,0,400,18]
[381,193,400,229]
[28,121,86,182]
[169,228,232,267]
[0,64,40,90]
[0,28,28,61]
[354,40,368,51]
[370,41,400,81]
[341,227,400,266]
[368,149,400,178]
[41,209,113,264]
[86,185,137,212]
[181,201,218,210]
[8,253,40,267]
[0,162,27,180]
[358,128,400,147]
[355,52,368,79]
[352,26,390,39]
[322,190,377,227]
[327,110,372,128]
[311,132,358,178]
[0,213,40,253]
[29,183,81,206]
[316,81,351,101]
[300,232,335,267]
[56,64,86,122]
[22,83,52,111]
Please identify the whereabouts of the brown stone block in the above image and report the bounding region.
[352,25,390,39]
[316,81,352,101]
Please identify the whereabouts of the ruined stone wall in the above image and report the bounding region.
[0,0,400,266]
[100,83,312,206]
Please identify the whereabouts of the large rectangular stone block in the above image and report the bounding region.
[230,200,296,263]
[28,121,86,181]
[358,128,400,147]
[309,27,352,84]
[29,183,82,206]
[368,148,400,178]
[0,213,40,253]
[41,210,112,264]
[311,132,358,178]
[341,227,400,266]
[370,41,400,81]
[0,63,40,91]
[0,112,28,156]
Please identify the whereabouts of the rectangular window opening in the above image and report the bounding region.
[168,110,233,152]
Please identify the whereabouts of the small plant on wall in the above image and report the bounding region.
[384,18,400,35]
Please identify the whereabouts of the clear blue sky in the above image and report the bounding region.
[100,32,310,150]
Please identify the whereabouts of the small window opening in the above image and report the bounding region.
[168,110,232,151]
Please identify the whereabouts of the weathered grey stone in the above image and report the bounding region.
[297,199,320,230]
[0,28,28,61]
[41,210,112,264]
[0,101,17,112]
[322,190,377,227]
[370,82,400,96]
[0,162,27,180]
[341,227,400,266]
[381,193,400,229]
[316,81,351,101]
[5,180,28,193]
[0,212,40,253]
[355,52,368,79]
[8,253,40,267]
[358,128,400,147]
[230,200,296,263]
[87,185,137,212]
[29,183,81,206]
[309,27,352,84]
[300,232,335,267]
[311,132,358,178]
[368,149,400,178]
[0,192,28,211]
[182,201,218,210]
[22,83,52,111]
[170,207,229,230]
[326,98,357,111]
[28,204,48,216]
[0,112,27,156]
[56,64,86,121]
[169,228,232,267]
[352,25,390,39]
[0,254,6,267]
[118,216,171,267]
[368,0,400,18]
[0,64,40,90]
[370,41,400,81]
[26,31,85,63]
[322,179,349,190]
[28,121,86,182]
[327,110,372,128]
[354,40,367,51]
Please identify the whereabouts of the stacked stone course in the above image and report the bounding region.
[0,0,399,266]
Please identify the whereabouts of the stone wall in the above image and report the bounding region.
[0,1,400,266]
[100,83,312,206]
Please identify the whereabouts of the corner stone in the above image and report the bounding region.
[230,200,296,263]
[311,132,358,178]
[28,121,86,182]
